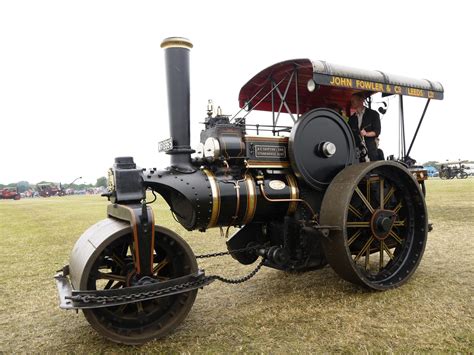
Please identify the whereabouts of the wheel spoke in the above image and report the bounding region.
[379,178,385,209]
[153,258,169,274]
[98,272,127,282]
[383,243,395,260]
[393,202,403,214]
[365,246,370,270]
[347,230,362,246]
[379,241,384,270]
[104,280,114,289]
[111,281,124,289]
[111,253,125,267]
[383,186,396,206]
[366,179,371,205]
[393,219,406,227]
[348,204,363,219]
[347,221,370,228]
[355,187,374,213]
[117,304,127,313]
[389,230,403,244]
[354,236,374,262]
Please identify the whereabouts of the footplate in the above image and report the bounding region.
[54,267,213,310]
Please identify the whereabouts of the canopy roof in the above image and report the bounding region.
[238,59,443,114]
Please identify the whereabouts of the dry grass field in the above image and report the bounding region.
[0,178,473,352]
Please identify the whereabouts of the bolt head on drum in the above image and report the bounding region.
[319,141,337,157]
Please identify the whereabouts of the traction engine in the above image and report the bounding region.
[55,37,439,344]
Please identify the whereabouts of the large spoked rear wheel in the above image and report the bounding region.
[76,223,197,344]
[320,161,428,290]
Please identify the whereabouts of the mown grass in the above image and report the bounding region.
[0,178,473,352]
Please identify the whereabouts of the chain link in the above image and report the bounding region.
[195,244,261,259]
[70,278,211,305]
[208,258,265,284]
[69,245,265,306]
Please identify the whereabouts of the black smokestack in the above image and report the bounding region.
[160,37,194,172]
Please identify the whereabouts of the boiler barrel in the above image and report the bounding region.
[145,170,299,231]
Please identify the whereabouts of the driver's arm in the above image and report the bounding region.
[362,111,381,137]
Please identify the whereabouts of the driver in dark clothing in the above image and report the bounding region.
[348,92,381,161]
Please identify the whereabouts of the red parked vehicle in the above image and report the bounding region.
[0,187,21,200]
[36,183,65,197]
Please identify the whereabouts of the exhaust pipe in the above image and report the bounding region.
[160,37,195,172]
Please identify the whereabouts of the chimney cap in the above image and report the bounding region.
[160,37,193,49]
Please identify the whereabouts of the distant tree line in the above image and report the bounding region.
[0,177,107,192]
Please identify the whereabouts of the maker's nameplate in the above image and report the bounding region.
[158,138,173,152]
[255,145,286,158]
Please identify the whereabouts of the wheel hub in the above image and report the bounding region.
[371,209,396,240]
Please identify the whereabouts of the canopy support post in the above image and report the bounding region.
[295,66,300,119]
[399,95,406,159]
[406,99,431,158]
[271,79,275,136]
[235,75,289,125]
[274,70,296,124]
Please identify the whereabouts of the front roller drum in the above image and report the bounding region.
[320,161,428,290]
[68,218,198,344]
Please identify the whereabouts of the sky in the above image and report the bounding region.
[0,0,472,185]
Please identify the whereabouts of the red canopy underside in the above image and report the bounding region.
[239,59,363,115]
[238,59,442,115]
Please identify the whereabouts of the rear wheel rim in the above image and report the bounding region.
[321,162,428,290]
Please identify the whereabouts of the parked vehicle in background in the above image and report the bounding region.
[0,187,21,200]
[439,161,470,179]
[464,163,474,176]
[36,182,65,197]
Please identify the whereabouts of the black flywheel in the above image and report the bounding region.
[320,161,428,290]
[289,108,356,190]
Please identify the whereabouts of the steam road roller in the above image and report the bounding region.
[55,37,444,344]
